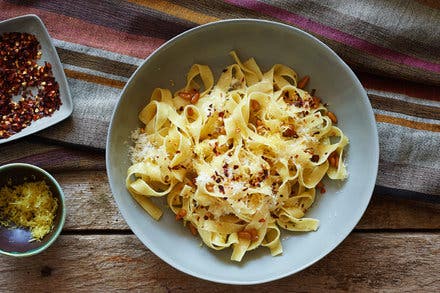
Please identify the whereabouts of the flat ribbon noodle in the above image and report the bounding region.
[127,51,349,261]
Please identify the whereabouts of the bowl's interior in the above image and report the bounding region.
[107,20,378,284]
[0,164,65,256]
[0,14,73,144]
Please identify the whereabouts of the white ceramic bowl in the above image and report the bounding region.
[106,19,379,284]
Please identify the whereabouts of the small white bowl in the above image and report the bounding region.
[0,14,73,144]
[106,19,379,284]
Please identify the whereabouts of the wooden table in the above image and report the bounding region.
[0,138,439,292]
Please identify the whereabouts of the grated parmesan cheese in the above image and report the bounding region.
[230,181,245,195]
[0,181,58,241]
[196,173,212,186]
[130,129,156,163]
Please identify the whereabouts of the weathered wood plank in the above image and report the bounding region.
[0,137,104,171]
[357,194,440,229]
[0,233,438,291]
[57,170,126,230]
[56,170,440,231]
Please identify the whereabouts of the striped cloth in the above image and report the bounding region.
[1,0,439,201]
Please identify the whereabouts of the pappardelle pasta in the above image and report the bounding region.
[127,52,348,261]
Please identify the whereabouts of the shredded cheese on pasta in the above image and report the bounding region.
[127,52,349,261]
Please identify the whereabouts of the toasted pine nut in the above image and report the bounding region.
[312,96,321,108]
[175,209,187,221]
[248,228,259,242]
[328,152,339,168]
[188,222,197,236]
[237,231,252,240]
[178,91,192,100]
[250,100,260,111]
[206,183,214,192]
[327,111,338,124]
[187,179,196,188]
[329,156,335,167]
[317,181,326,194]
[297,75,310,89]
[282,125,297,137]
[190,92,200,104]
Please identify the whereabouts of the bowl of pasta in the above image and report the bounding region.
[106,19,378,284]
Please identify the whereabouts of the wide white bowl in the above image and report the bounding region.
[106,19,379,284]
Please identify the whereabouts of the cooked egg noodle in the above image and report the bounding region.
[126,51,348,261]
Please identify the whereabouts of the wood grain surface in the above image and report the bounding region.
[0,138,105,171]
[1,140,439,292]
[0,234,438,292]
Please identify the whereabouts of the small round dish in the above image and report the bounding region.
[106,19,379,284]
[0,163,66,257]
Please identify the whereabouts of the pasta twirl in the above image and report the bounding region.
[127,52,349,262]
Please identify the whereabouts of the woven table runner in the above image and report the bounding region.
[1,0,439,201]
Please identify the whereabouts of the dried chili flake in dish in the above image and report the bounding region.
[0,32,62,139]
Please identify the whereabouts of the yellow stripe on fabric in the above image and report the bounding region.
[128,0,219,24]
[64,69,126,89]
[375,114,440,132]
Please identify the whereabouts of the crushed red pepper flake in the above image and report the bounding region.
[310,154,320,162]
[0,32,61,139]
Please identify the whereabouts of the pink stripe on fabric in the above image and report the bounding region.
[0,2,165,59]
[225,0,440,73]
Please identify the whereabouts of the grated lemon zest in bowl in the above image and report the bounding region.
[0,181,58,241]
